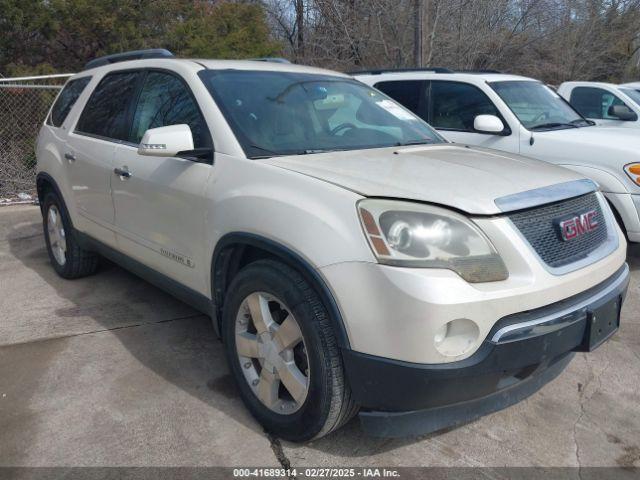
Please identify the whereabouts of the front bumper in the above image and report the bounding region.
[343,264,629,437]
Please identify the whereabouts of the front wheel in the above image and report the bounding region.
[222,260,357,441]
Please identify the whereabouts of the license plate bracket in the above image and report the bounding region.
[576,295,621,352]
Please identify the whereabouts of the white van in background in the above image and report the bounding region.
[354,70,640,242]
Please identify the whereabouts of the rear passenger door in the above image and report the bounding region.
[68,71,142,243]
[111,70,213,292]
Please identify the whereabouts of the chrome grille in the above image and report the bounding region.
[507,193,608,268]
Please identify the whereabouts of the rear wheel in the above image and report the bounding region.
[42,191,99,279]
[222,259,357,441]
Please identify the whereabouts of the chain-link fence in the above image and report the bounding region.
[0,74,73,201]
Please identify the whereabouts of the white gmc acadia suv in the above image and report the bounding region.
[36,50,629,440]
[355,69,640,243]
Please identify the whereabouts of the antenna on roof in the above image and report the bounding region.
[83,49,174,70]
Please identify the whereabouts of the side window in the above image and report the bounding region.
[130,72,211,149]
[48,76,91,127]
[375,80,426,119]
[430,81,501,131]
[76,71,141,141]
[570,87,626,120]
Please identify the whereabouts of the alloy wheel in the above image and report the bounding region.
[235,292,310,414]
[47,205,67,266]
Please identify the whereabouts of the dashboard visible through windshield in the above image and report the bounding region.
[199,70,444,158]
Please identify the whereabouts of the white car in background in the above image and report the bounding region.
[557,81,640,128]
[354,70,640,242]
[620,82,640,92]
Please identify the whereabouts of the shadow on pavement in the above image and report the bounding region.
[9,215,638,460]
[5,218,423,459]
[5,221,269,446]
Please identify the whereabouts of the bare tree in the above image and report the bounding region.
[263,0,640,82]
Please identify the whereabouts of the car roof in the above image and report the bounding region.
[620,82,640,89]
[78,57,349,79]
[560,81,619,89]
[352,71,536,84]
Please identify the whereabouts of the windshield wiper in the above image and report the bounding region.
[249,144,330,158]
[570,118,595,127]
[530,122,579,131]
[394,140,434,147]
[248,144,290,159]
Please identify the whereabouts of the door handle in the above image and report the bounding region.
[114,167,131,178]
[64,153,76,162]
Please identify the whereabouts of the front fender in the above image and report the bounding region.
[205,154,374,275]
[557,164,629,194]
[558,165,640,237]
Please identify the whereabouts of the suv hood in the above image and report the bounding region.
[263,144,586,215]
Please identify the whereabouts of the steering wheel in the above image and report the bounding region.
[531,112,549,123]
[330,122,357,136]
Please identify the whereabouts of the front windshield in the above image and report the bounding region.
[199,70,444,158]
[620,88,640,108]
[490,81,591,130]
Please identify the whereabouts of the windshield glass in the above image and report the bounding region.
[490,81,590,130]
[199,70,444,158]
[620,88,640,108]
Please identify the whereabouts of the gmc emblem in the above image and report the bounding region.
[557,210,599,241]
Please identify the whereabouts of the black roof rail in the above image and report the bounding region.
[249,57,291,64]
[456,69,502,74]
[349,67,453,75]
[83,49,174,70]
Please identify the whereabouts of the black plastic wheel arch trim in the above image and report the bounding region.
[36,173,66,212]
[211,232,351,348]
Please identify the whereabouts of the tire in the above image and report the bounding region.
[222,259,357,441]
[606,200,629,242]
[42,190,99,279]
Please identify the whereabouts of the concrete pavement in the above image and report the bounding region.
[1,205,639,468]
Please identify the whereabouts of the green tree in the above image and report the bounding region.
[168,2,280,59]
[0,0,281,75]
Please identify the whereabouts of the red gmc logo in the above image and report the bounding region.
[558,210,599,241]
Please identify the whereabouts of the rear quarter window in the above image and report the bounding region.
[48,77,91,127]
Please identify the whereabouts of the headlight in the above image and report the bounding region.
[624,163,640,186]
[358,199,508,283]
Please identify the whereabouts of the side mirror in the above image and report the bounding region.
[138,124,194,157]
[474,115,505,134]
[608,104,638,121]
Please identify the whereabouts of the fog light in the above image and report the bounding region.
[434,319,480,357]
